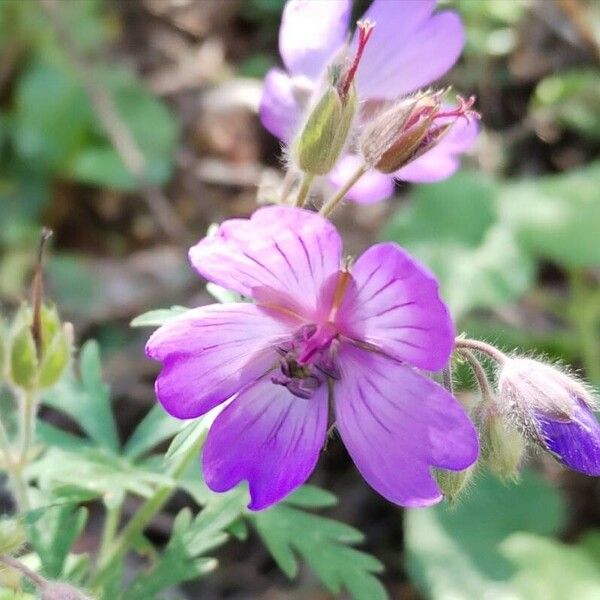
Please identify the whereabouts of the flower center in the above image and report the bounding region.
[271,323,340,399]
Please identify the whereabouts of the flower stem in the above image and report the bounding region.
[457,348,495,405]
[454,337,507,365]
[90,429,206,589]
[293,173,315,207]
[0,554,47,590]
[319,164,368,217]
[568,268,600,384]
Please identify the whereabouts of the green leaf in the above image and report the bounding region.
[501,533,600,600]
[43,340,119,451]
[130,306,189,328]
[499,162,600,268]
[122,490,247,600]
[68,67,179,190]
[382,171,534,319]
[27,503,87,578]
[531,69,600,139]
[405,470,566,600]
[124,404,185,459]
[29,447,174,504]
[13,59,91,172]
[251,500,386,600]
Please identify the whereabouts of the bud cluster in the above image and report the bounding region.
[446,338,600,503]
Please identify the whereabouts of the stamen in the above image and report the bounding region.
[339,19,375,100]
[434,95,481,123]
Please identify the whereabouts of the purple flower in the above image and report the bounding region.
[146,206,478,510]
[260,0,479,203]
[498,358,600,476]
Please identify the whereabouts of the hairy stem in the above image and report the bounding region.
[457,348,496,405]
[0,554,47,589]
[320,164,368,217]
[454,337,508,365]
[293,173,315,207]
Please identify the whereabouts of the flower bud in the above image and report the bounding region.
[498,357,600,475]
[479,409,525,481]
[293,83,357,176]
[360,93,479,174]
[434,465,475,503]
[9,304,71,391]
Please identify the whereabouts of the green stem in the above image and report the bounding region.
[319,164,367,217]
[293,173,315,207]
[97,503,122,567]
[568,269,600,384]
[90,430,206,589]
[457,348,496,406]
[0,418,29,510]
[19,389,36,469]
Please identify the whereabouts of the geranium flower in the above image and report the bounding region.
[259,0,479,203]
[146,206,478,510]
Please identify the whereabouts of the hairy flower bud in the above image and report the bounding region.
[293,83,357,176]
[434,466,474,503]
[360,93,479,174]
[479,409,525,481]
[292,19,374,177]
[498,357,600,475]
[9,304,71,391]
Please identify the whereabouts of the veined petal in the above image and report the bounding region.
[280,0,351,79]
[395,117,479,183]
[334,344,478,507]
[203,374,328,510]
[146,304,292,419]
[328,154,395,204]
[259,68,304,141]
[356,5,464,99]
[338,242,454,371]
[189,206,342,318]
[538,401,600,476]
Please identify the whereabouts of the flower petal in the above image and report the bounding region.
[189,206,342,318]
[146,304,292,419]
[203,374,328,510]
[395,118,479,183]
[356,3,464,99]
[338,242,454,371]
[280,0,351,79]
[334,344,478,507]
[259,68,304,141]
[538,401,600,476]
[328,154,395,204]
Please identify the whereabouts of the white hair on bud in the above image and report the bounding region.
[497,356,597,444]
[41,582,93,600]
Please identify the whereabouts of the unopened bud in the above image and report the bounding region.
[360,93,479,174]
[479,409,525,481]
[293,83,357,176]
[498,357,600,475]
[42,582,92,600]
[434,465,475,503]
[9,304,71,391]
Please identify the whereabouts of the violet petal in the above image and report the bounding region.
[279,0,351,79]
[334,343,478,507]
[146,304,292,419]
[189,206,342,318]
[337,242,454,371]
[538,401,600,476]
[356,4,464,99]
[203,374,328,510]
